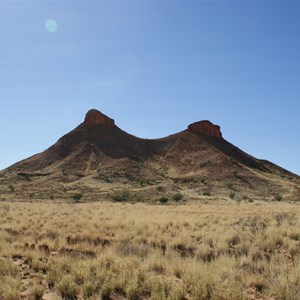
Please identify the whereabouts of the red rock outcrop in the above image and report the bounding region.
[84,109,115,127]
[188,120,222,138]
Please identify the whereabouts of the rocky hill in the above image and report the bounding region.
[0,109,299,202]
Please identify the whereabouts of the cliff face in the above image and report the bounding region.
[84,109,115,127]
[188,120,222,138]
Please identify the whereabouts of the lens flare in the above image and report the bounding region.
[45,19,58,33]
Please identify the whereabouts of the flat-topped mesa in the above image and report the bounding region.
[84,109,115,127]
[188,120,222,138]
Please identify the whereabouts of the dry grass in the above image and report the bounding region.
[0,200,300,299]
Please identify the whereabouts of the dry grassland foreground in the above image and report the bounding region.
[0,200,300,300]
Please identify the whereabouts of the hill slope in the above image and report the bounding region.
[0,109,299,202]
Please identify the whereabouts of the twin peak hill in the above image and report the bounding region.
[0,109,299,202]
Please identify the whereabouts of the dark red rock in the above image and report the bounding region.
[84,109,115,127]
[188,120,222,138]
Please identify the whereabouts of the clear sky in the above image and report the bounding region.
[0,0,299,175]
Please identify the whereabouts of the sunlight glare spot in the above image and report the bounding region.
[45,19,58,33]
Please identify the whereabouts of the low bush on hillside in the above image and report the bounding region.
[172,193,183,201]
[274,194,283,201]
[229,192,235,199]
[203,191,211,196]
[159,197,168,204]
[113,192,130,202]
[72,193,82,202]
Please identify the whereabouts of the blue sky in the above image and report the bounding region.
[0,0,299,175]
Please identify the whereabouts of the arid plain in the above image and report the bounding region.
[1,200,300,299]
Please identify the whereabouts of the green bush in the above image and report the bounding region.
[113,192,130,202]
[72,194,82,201]
[203,192,211,196]
[274,194,283,201]
[229,192,235,199]
[159,197,168,204]
[172,193,183,201]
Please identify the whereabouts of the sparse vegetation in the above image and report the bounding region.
[229,192,235,199]
[1,201,300,299]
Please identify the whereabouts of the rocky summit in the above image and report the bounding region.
[0,109,299,202]
[84,109,115,127]
[188,120,222,138]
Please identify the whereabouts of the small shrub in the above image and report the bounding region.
[227,234,241,246]
[172,193,183,201]
[113,192,130,202]
[235,216,269,235]
[203,191,210,196]
[229,192,235,199]
[274,194,282,201]
[72,193,82,202]
[159,197,168,204]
